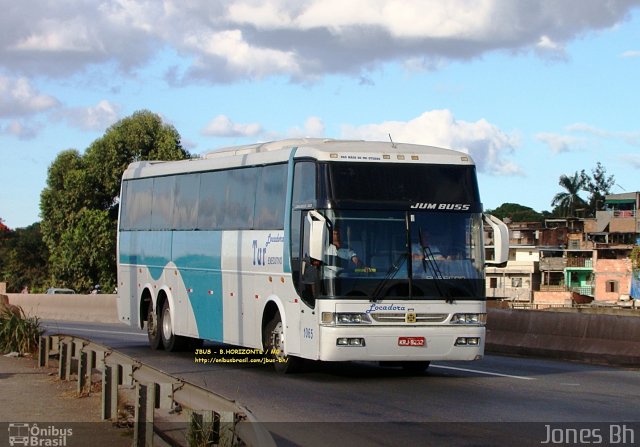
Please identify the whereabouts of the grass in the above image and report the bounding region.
[0,305,43,354]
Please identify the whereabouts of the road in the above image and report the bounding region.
[43,320,640,446]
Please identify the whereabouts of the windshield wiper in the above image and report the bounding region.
[370,253,406,303]
[418,228,452,303]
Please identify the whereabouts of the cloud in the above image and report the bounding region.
[1,0,638,82]
[202,115,263,137]
[0,1,158,76]
[0,119,41,140]
[535,132,585,154]
[53,100,121,131]
[286,116,325,138]
[535,35,567,60]
[537,123,640,157]
[621,50,640,58]
[0,75,60,117]
[340,109,521,175]
[566,123,640,147]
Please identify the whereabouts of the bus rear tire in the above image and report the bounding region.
[160,300,187,352]
[264,314,302,374]
[147,302,163,350]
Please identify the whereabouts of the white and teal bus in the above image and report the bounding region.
[117,138,507,372]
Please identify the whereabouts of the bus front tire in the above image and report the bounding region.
[264,314,303,374]
[147,303,163,350]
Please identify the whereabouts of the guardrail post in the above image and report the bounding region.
[38,336,48,367]
[65,340,73,380]
[133,382,154,447]
[47,336,56,366]
[102,364,119,421]
[58,341,68,380]
[72,340,83,375]
[157,383,173,410]
[121,363,134,386]
[77,350,88,395]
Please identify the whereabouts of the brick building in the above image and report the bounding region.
[485,192,639,305]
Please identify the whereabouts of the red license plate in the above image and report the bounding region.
[398,337,425,347]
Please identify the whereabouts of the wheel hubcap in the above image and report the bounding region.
[162,306,172,340]
[272,321,285,358]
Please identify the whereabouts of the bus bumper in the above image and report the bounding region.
[317,325,485,362]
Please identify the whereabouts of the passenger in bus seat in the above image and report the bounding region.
[412,231,445,262]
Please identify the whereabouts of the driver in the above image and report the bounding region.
[324,228,370,276]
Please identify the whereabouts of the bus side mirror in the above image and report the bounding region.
[483,214,509,265]
[306,210,328,262]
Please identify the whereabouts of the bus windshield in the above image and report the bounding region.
[318,210,484,300]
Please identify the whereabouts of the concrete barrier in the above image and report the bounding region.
[486,307,640,367]
[6,293,119,324]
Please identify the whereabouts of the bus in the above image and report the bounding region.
[117,138,507,373]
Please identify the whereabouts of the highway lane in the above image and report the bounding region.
[43,320,640,446]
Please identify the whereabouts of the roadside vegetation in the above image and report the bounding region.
[0,110,191,293]
[0,299,43,354]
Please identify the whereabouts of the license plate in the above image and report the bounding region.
[398,337,425,347]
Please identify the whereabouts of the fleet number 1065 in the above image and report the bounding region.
[303,328,314,339]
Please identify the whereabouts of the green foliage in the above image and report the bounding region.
[551,163,615,218]
[40,110,190,293]
[49,209,117,293]
[581,162,615,216]
[485,203,544,222]
[0,306,43,354]
[551,171,588,217]
[0,223,49,293]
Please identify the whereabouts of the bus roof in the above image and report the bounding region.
[122,138,475,180]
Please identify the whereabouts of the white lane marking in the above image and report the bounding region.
[46,326,148,338]
[431,364,536,380]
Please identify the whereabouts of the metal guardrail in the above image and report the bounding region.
[38,334,276,447]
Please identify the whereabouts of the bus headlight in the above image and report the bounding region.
[321,312,372,326]
[337,337,366,346]
[450,313,486,325]
[455,337,481,346]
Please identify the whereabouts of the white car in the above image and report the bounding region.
[45,288,76,294]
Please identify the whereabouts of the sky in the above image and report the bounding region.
[1,0,640,229]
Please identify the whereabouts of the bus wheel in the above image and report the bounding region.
[160,300,186,352]
[147,303,163,350]
[264,314,302,374]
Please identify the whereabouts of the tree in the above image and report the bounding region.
[485,203,544,222]
[40,110,190,293]
[551,172,587,217]
[0,222,49,293]
[581,162,615,216]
